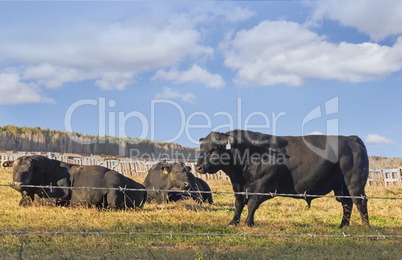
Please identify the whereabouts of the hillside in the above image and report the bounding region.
[0,125,197,160]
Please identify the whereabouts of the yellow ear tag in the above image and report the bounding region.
[163,169,168,174]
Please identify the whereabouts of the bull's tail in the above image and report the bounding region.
[349,135,367,151]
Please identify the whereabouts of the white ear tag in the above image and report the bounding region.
[226,141,231,150]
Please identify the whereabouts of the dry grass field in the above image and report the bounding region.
[0,167,401,259]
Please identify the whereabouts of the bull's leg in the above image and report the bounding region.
[19,197,32,206]
[343,177,370,227]
[352,192,369,227]
[340,201,353,228]
[229,194,245,225]
[340,151,370,227]
[19,193,33,207]
[334,186,353,228]
[244,196,264,227]
[342,185,369,227]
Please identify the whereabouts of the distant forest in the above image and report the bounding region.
[369,155,402,169]
[0,125,197,160]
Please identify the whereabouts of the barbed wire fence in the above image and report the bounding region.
[0,184,401,259]
[1,156,401,260]
[0,184,401,243]
[0,183,401,200]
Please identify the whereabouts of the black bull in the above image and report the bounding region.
[195,130,369,228]
[11,155,147,209]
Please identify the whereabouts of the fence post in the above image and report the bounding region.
[18,233,24,260]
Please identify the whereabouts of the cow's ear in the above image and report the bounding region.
[199,137,204,144]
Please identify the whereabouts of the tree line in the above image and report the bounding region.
[0,125,197,160]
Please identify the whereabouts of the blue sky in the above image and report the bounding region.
[1,1,402,157]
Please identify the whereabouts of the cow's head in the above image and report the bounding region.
[196,131,234,174]
[12,157,35,191]
[161,161,191,190]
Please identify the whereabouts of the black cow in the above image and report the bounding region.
[11,155,146,209]
[143,161,213,204]
[12,156,71,206]
[196,130,369,228]
[67,164,146,209]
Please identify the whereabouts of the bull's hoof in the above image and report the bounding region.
[338,222,350,229]
[362,221,370,228]
[228,219,240,226]
[246,222,255,227]
[19,199,32,207]
[245,217,255,227]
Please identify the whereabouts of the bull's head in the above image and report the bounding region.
[12,157,34,191]
[162,161,191,190]
[196,130,288,174]
[196,131,234,174]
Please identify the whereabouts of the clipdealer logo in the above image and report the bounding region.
[64,96,339,161]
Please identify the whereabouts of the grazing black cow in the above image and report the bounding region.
[143,161,213,204]
[195,130,369,228]
[11,155,146,209]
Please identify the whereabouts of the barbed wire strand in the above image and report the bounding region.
[0,183,401,200]
[0,230,400,239]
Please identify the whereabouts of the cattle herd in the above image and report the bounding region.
[2,130,370,228]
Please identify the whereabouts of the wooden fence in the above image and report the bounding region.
[368,168,402,187]
[2,151,401,185]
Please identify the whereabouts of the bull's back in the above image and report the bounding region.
[280,135,366,194]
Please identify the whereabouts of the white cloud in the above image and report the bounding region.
[208,4,255,23]
[155,87,196,103]
[0,3,254,95]
[23,63,83,88]
[308,1,402,41]
[308,131,323,135]
[95,72,136,90]
[222,20,402,87]
[153,64,225,88]
[366,134,393,145]
[179,2,255,25]
[0,72,54,104]
[0,16,213,91]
